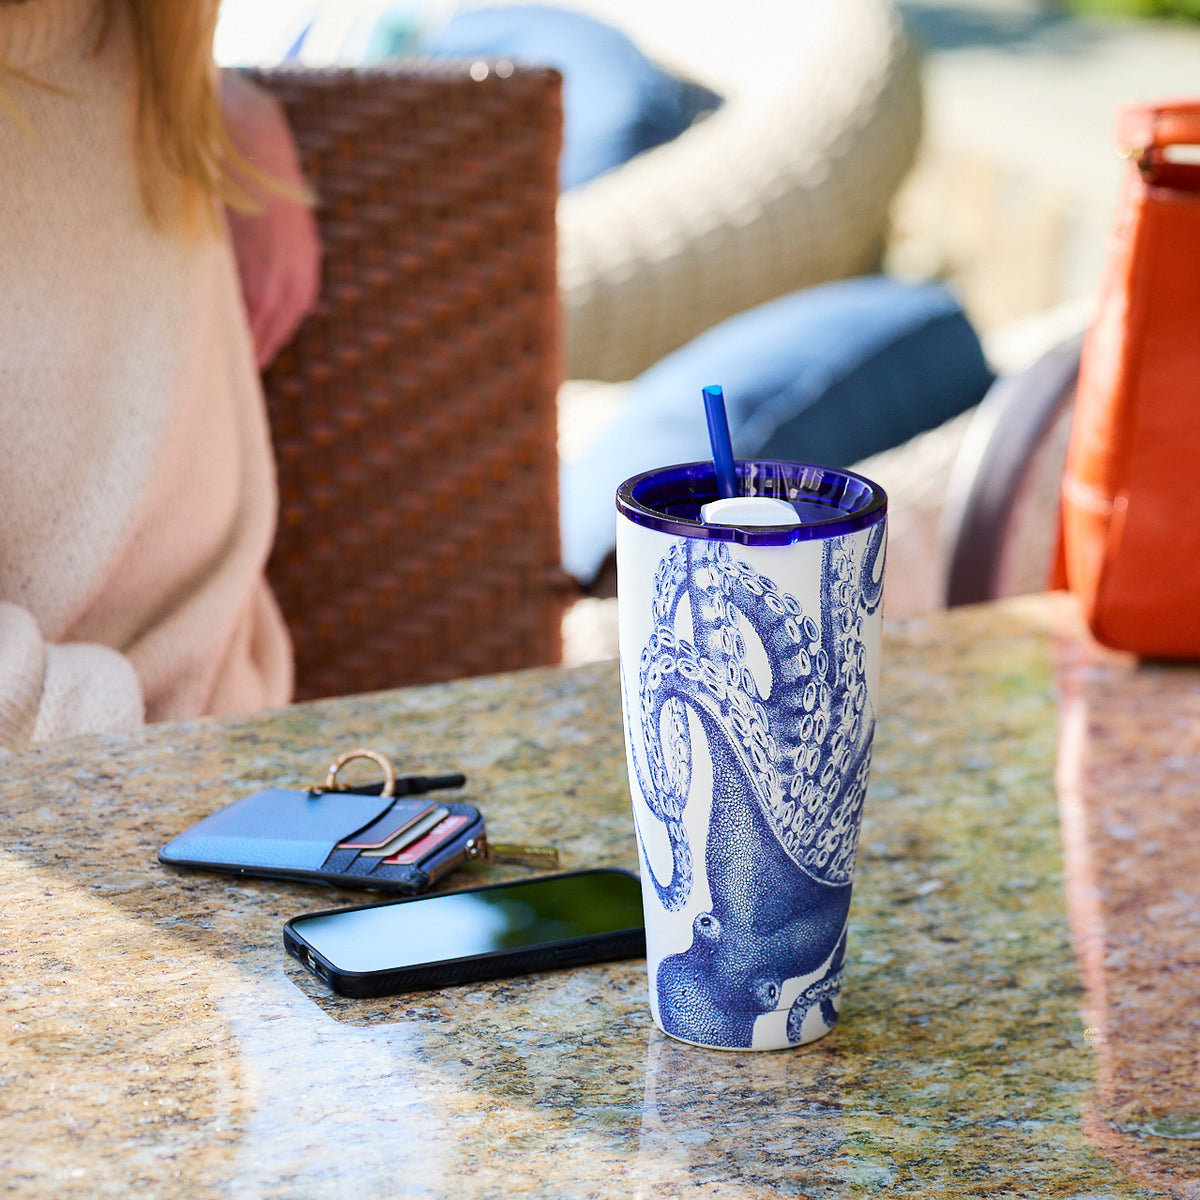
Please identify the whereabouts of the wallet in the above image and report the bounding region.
[159,748,488,894]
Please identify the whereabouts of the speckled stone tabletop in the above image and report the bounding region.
[1,593,1197,1198]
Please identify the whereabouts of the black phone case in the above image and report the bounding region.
[158,784,484,894]
[282,869,647,998]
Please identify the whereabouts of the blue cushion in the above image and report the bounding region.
[423,5,721,189]
[560,276,995,582]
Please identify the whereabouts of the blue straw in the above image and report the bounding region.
[702,384,738,498]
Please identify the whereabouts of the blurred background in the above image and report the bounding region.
[217,0,1200,657]
[886,0,1200,339]
[217,0,1200,343]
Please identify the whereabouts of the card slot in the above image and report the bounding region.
[319,846,363,874]
[357,806,450,858]
[337,798,440,851]
[381,813,472,865]
[331,853,390,877]
[365,860,429,887]
[160,788,395,873]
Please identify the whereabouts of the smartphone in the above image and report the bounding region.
[283,867,646,998]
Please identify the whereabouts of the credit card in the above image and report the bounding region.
[337,799,438,851]
[383,813,472,865]
[359,806,450,858]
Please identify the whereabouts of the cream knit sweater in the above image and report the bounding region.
[0,0,292,747]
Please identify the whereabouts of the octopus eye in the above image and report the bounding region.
[755,980,781,1008]
[693,913,721,940]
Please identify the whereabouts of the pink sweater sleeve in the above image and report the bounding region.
[0,603,144,748]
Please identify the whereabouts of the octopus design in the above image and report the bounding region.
[627,521,884,1047]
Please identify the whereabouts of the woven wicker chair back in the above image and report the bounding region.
[251,64,568,701]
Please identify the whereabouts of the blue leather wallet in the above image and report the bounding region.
[158,750,485,894]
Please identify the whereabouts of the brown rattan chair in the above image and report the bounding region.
[250,63,572,701]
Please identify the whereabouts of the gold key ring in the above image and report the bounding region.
[323,748,397,798]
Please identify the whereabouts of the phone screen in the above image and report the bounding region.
[288,869,645,974]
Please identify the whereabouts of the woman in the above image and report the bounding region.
[0,0,320,746]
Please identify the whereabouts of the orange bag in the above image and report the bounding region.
[1060,99,1200,658]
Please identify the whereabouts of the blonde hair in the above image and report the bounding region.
[0,0,298,227]
[119,0,263,227]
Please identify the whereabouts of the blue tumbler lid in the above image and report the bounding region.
[616,460,886,546]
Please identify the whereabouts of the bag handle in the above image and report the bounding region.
[1116,99,1200,171]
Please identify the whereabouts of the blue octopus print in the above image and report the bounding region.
[627,521,884,1048]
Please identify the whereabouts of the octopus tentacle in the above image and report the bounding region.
[628,519,881,1044]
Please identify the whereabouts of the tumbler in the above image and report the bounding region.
[616,460,886,1050]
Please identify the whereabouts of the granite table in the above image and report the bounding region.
[1,593,1197,1199]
